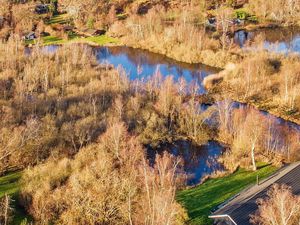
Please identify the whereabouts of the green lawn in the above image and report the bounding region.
[0,172,21,198]
[0,172,31,225]
[177,163,278,225]
[46,13,71,25]
[42,35,66,45]
[83,35,119,45]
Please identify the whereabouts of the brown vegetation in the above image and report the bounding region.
[0,194,13,225]
[0,37,214,176]
[213,51,300,124]
[215,101,300,171]
[108,5,240,67]
[0,36,224,223]
[251,184,300,225]
[21,123,187,225]
[246,0,300,24]
[0,1,42,39]
[1,1,300,224]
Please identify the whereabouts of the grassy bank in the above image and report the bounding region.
[0,172,21,198]
[230,97,300,126]
[0,172,31,225]
[177,163,277,225]
[27,34,119,46]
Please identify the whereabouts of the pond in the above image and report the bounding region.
[234,27,300,54]
[94,46,220,94]
[147,141,225,186]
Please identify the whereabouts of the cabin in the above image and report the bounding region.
[236,0,249,6]
[63,25,74,32]
[77,29,106,37]
[232,0,249,8]
[209,162,300,225]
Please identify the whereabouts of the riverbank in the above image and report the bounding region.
[27,36,300,129]
[26,34,119,47]
[229,97,300,126]
[29,38,300,129]
[26,21,300,70]
[119,40,241,69]
[25,33,236,70]
[205,61,300,127]
[177,163,277,225]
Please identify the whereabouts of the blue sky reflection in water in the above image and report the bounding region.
[234,28,300,54]
[147,141,225,186]
[94,46,219,94]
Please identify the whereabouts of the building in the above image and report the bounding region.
[209,162,300,225]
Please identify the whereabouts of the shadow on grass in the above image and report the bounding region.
[0,172,32,224]
[177,163,277,225]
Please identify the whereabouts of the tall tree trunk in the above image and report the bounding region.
[251,143,257,171]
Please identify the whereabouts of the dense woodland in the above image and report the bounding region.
[0,0,300,225]
[0,39,212,224]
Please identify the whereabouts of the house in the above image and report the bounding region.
[209,162,300,225]
[234,0,249,8]
[76,29,106,37]
[236,0,249,6]
[63,25,74,32]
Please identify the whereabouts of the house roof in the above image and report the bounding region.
[210,162,300,225]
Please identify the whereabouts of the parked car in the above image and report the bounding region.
[23,32,36,41]
[35,4,49,14]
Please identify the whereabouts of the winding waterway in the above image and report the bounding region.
[34,43,300,185]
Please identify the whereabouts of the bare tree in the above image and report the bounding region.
[215,6,233,50]
[231,108,266,171]
[251,184,300,225]
[216,99,234,142]
[0,194,13,225]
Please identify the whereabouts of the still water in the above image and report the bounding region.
[234,27,300,54]
[94,46,220,94]
[147,141,225,186]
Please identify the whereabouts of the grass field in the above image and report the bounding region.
[0,172,31,225]
[46,13,71,25]
[82,35,119,45]
[177,163,277,225]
